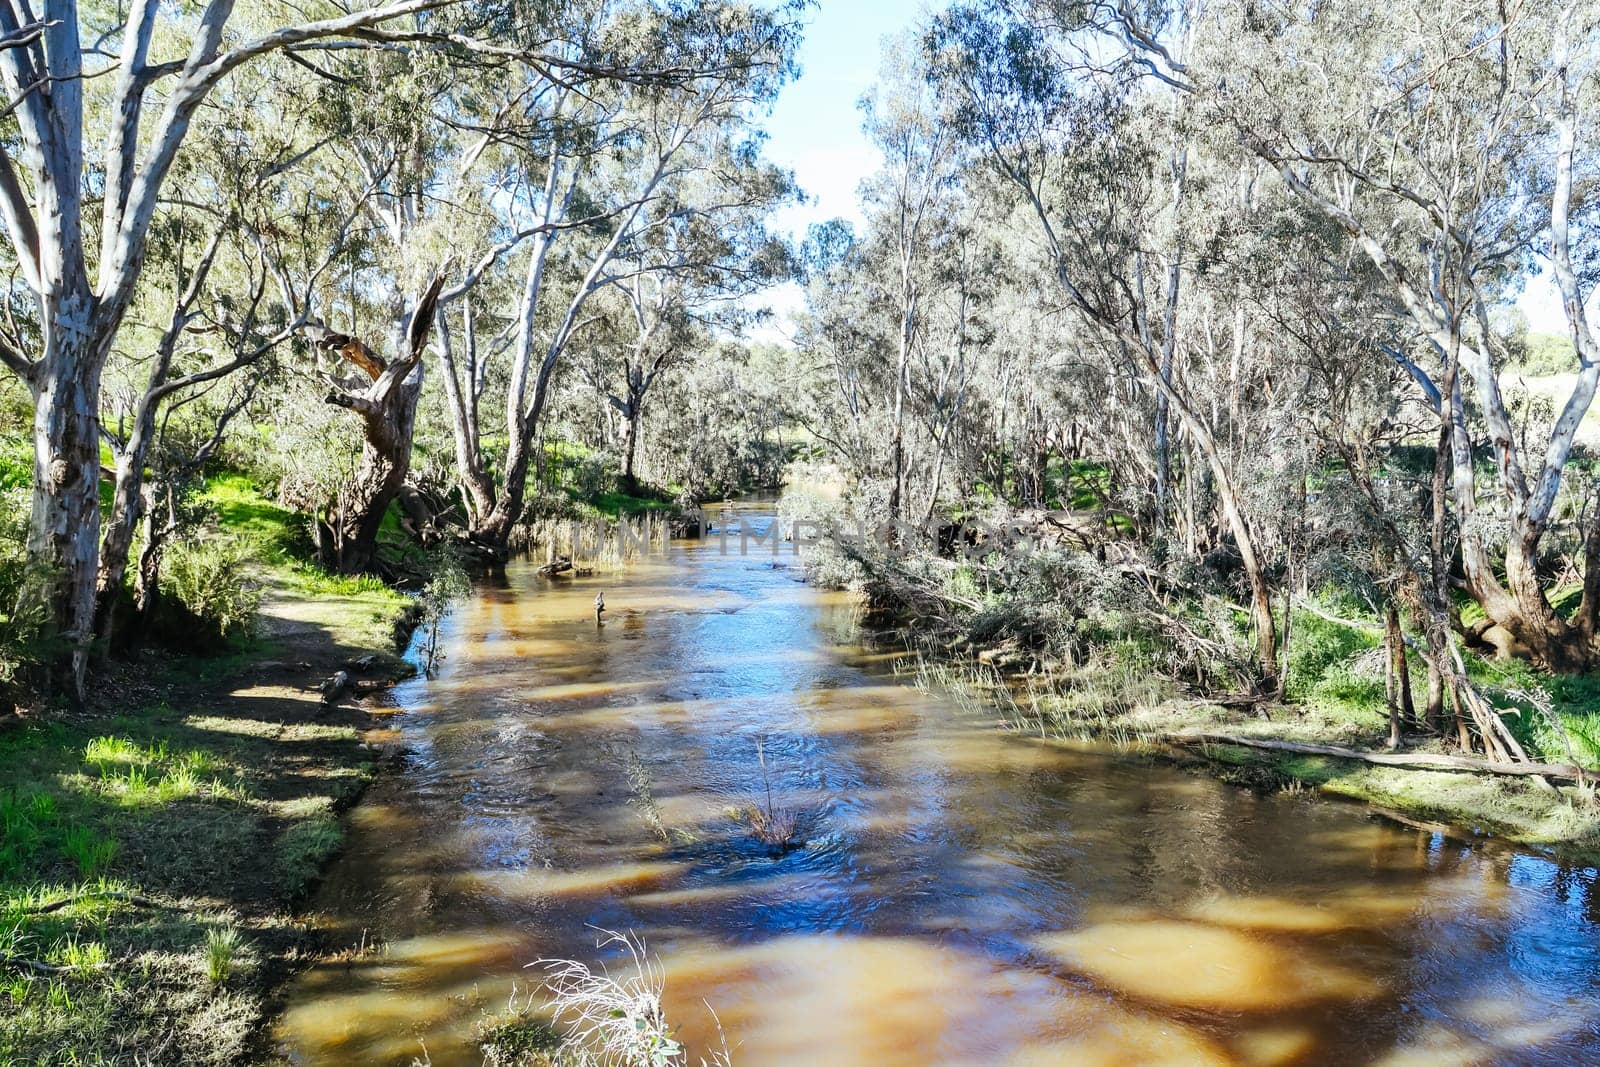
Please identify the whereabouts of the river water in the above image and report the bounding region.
[274,505,1600,1065]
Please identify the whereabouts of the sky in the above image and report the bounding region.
[752,1,1571,341]
[752,0,927,342]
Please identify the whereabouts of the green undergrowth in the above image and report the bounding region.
[878,554,1600,862]
[0,553,414,1064]
[578,487,682,519]
[0,705,374,1064]
[198,472,404,601]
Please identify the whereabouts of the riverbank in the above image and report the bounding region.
[0,576,417,1065]
[908,650,1600,866]
[1129,700,1600,861]
[798,487,1600,868]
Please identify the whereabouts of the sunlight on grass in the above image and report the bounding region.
[82,735,236,806]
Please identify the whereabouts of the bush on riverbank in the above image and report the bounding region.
[826,496,1600,859]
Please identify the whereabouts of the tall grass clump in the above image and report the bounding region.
[535,930,731,1067]
[61,825,118,878]
[0,484,51,705]
[205,926,243,985]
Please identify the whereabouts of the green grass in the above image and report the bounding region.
[578,488,679,519]
[205,926,243,985]
[198,470,310,566]
[0,550,412,1064]
[196,471,410,615]
[274,815,344,900]
[1285,607,1383,709]
[0,705,375,1064]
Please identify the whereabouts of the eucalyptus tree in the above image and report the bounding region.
[432,0,801,557]
[1207,0,1600,671]
[279,5,589,572]
[861,38,965,528]
[94,56,377,619]
[582,156,792,492]
[0,0,451,692]
[926,2,1288,688]
[793,221,885,485]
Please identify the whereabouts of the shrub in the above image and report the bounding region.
[418,544,471,675]
[0,486,50,702]
[157,537,261,647]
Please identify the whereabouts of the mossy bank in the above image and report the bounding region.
[934,658,1600,868]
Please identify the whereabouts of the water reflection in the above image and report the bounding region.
[275,504,1600,1065]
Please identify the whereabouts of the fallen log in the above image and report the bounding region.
[538,556,573,577]
[1164,730,1593,785]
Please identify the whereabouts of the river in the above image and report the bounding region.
[274,503,1600,1065]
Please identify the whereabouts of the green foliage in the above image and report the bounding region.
[84,735,230,806]
[1285,607,1380,703]
[198,472,312,565]
[1510,332,1578,376]
[1302,661,1387,719]
[0,649,378,1063]
[291,569,391,597]
[419,544,472,674]
[0,485,50,702]
[0,431,28,491]
[479,1012,567,1067]
[585,488,681,519]
[157,538,262,646]
[0,789,55,879]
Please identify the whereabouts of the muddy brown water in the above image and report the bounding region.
[274,504,1600,1066]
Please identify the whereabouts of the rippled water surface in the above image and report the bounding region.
[275,505,1600,1065]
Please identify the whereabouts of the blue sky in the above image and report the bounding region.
[764,0,928,236]
[753,1,1569,338]
[752,0,928,339]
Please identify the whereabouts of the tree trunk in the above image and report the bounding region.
[1579,484,1600,650]
[328,365,423,574]
[30,325,106,697]
[129,481,175,639]
[621,402,643,495]
[1385,604,1415,744]
[94,381,166,647]
[321,273,444,574]
[888,344,908,532]
[434,304,496,526]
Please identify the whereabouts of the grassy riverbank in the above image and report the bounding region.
[0,497,415,1065]
[909,639,1600,866]
[1121,701,1600,862]
[811,492,1600,866]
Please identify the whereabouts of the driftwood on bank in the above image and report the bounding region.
[1165,729,1592,784]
